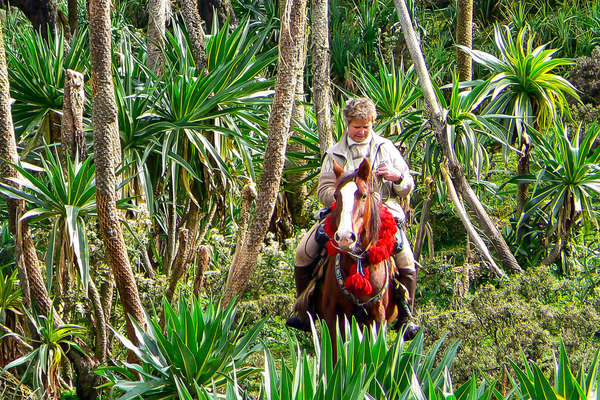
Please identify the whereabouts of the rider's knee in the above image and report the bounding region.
[296,222,328,267]
[394,247,416,272]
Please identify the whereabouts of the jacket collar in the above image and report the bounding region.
[329,130,386,162]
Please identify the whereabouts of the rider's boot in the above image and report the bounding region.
[285,265,315,332]
[394,266,420,340]
[392,225,421,340]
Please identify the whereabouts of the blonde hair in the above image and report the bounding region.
[343,97,377,123]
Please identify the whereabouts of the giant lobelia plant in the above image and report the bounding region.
[97,297,266,400]
[1,307,86,400]
[6,28,89,148]
[508,122,600,271]
[352,58,423,141]
[0,146,131,292]
[458,25,579,213]
[264,317,509,400]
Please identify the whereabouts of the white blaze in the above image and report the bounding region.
[336,181,358,246]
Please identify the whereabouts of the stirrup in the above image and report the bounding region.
[401,323,421,341]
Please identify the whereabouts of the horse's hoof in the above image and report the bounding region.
[286,314,312,332]
[402,323,421,341]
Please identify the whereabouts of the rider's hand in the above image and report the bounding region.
[375,163,403,183]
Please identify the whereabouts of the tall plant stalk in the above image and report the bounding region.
[89,0,146,345]
[223,0,308,305]
[393,0,522,274]
[0,22,31,309]
[311,0,334,155]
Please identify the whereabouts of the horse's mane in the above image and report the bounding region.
[333,171,381,247]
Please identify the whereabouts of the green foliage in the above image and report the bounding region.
[475,0,506,25]
[509,342,600,400]
[461,25,579,140]
[501,121,600,272]
[2,308,86,398]
[569,48,600,107]
[0,221,14,270]
[420,266,600,385]
[153,18,275,205]
[263,318,506,400]
[6,27,89,143]
[97,297,266,400]
[518,122,600,232]
[263,320,375,400]
[329,0,398,88]
[0,148,97,291]
[0,269,22,325]
[435,75,515,177]
[352,58,423,140]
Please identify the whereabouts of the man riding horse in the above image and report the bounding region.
[286,97,419,338]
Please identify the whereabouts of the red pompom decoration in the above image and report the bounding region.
[344,264,372,296]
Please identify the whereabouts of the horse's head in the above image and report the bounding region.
[331,158,380,251]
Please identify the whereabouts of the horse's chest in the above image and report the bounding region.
[367,262,388,291]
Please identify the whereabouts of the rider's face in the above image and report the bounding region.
[347,118,373,143]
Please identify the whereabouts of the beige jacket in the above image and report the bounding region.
[318,131,414,219]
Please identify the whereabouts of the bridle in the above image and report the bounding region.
[330,176,390,307]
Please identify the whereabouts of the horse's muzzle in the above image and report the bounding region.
[334,230,357,250]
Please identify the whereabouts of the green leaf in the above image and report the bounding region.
[532,363,559,400]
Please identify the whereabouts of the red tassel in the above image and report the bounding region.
[344,264,372,296]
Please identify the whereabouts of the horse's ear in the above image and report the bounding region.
[333,160,345,179]
[357,158,371,181]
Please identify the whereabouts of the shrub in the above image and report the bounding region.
[569,48,600,106]
[420,266,600,385]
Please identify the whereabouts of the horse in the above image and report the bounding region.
[314,158,399,357]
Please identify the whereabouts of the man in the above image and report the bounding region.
[286,97,419,338]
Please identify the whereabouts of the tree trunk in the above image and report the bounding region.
[67,0,78,35]
[284,27,309,227]
[516,137,530,214]
[49,110,62,144]
[453,174,523,273]
[226,183,256,289]
[0,311,22,368]
[2,32,100,393]
[147,0,167,74]
[311,0,334,156]
[393,0,523,274]
[441,163,505,278]
[166,169,178,274]
[222,0,307,305]
[99,270,115,350]
[0,22,31,308]
[89,0,147,344]
[61,69,87,165]
[165,228,191,304]
[456,0,472,81]
[181,0,208,71]
[3,0,58,41]
[87,280,106,362]
[193,245,210,295]
[413,177,434,262]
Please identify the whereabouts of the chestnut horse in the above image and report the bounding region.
[315,158,398,356]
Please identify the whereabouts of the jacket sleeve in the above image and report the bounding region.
[389,144,414,199]
[318,153,337,207]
